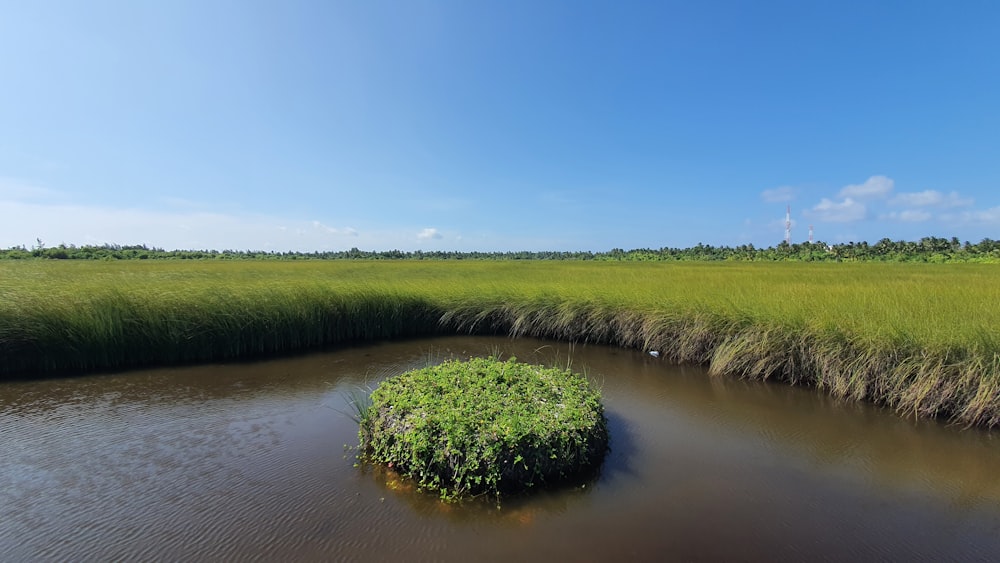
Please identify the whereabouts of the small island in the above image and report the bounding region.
[356,356,609,501]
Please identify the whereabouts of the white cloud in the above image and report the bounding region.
[159,196,211,210]
[760,186,796,203]
[410,197,470,212]
[941,192,974,207]
[949,206,1000,225]
[890,190,973,208]
[974,207,1000,223]
[880,210,932,222]
[0,184,559,252]
[808,197,866,222]
[417,227,443,240]
[0,199,372,251]
[838,175,894,199]
[311,220,358,236]
[0,177,63,201]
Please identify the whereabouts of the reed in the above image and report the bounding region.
[2,260,998,427]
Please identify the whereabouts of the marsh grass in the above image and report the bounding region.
[341,385,375,427]
[2,260,999,427]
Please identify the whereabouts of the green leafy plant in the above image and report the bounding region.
[357,356,609,501]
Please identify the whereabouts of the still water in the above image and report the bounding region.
[2,336,999,561]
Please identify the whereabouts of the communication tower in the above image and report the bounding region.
[784,205,791,245]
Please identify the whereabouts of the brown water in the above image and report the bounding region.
[2,336,999,561]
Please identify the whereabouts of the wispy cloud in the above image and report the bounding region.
[838,175,894,199]
[808,197,866,222]
[312,220,358,236]
[890,190,973,208]
[946,206,1000,225]
[417,227,443,240]
[0,199,370,251]
[409,197,471,213]
[760,186,796,203]
[0,177,64,201]
[158,196,213,210]
[880,210,932,222]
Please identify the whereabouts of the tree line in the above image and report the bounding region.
[3,236,1000,262]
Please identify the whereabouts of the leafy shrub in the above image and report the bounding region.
[358,356,609,500]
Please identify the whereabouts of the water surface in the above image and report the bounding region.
[2,336,999,561]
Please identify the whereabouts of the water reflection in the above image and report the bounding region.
[1,336,998,561]
[648,366,1000,510]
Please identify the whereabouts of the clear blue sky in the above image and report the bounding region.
[1,0,998,252]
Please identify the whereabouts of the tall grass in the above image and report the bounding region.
[2,260,999,427]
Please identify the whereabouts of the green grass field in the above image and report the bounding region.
[2,260,998,426]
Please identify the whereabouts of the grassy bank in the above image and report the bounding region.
[2,260,998,427]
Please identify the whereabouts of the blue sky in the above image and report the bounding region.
[1,1,998,252]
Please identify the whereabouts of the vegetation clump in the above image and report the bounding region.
[357,356,609,501]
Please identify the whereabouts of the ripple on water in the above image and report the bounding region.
[3,336,1000,561]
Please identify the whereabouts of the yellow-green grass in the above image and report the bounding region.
[2,260,999,427]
